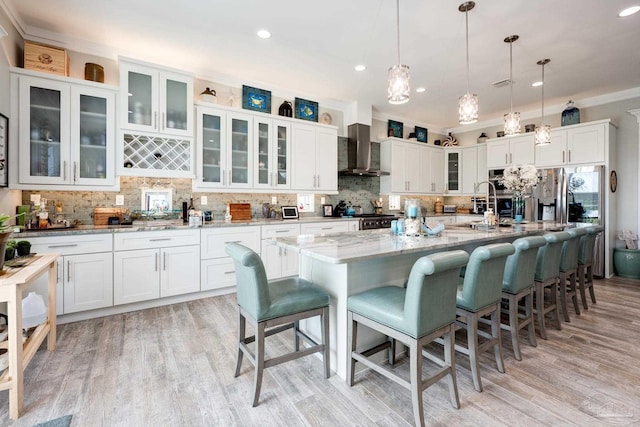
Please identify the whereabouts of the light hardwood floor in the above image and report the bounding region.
[1,276,639,426]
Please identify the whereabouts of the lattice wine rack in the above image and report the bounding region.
[123,134,192,172]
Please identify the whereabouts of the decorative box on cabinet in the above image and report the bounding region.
[11,69,117,188]
[486,134,535,169]
[200,226,261,290]
[261,223,301,279]
[25,233,113,314]
[113,229,200,304]
[291,123,338,193]
[535,121,609,168]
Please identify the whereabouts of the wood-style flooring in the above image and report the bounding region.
[1,276,639,426]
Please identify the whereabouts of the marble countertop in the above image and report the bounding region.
[272,222,567,264]
[13,216,361,238]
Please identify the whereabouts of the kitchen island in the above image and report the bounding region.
[272,222,565,380]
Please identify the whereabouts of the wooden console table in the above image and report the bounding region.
[0,254,58,420]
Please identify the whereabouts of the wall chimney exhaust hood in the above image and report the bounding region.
[339,123,389,177]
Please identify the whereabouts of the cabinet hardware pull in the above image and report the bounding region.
[73,161,78,183]
[510,153,513,163]
[227,240,242,243]
[321,227,333,230]
[48,244,78,248]
[224,271,235,275]
[317,175,320,188]
[154,112,157,129]
[163,252,166,270]
[222,169,225,186]
[275,230,288,233]
[228,170,232,186]
[155,253,158,272]
[161,112,165,130]
[278,247,282,256]
[568,150,571,162]
[505,153,508,164]
[63,161,67,181]
[67,259,71,282]
[563,150,565,163]
[149,238,171,241]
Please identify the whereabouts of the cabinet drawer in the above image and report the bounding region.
[26,233,113,256]
[201,258,237,291]
[114,229,200,251]
[300,221,351,235]
[201,226,261,259]
[261,223,300,239]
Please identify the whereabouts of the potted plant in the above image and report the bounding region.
[0,214,15,271]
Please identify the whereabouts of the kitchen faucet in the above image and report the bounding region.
[473,180,498,219]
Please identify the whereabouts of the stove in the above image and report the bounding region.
[354,214,397,230]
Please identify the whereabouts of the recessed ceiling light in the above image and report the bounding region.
[415,87,426,93]
[257,29,271,39]
[354,64,366,72]
[531,81,543,87]
[618,5,640,16]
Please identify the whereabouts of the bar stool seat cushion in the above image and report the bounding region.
[263,277,330,321]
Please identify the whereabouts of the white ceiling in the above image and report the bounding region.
[4,0,640,130]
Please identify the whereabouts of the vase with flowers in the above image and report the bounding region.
[498,164,538,223]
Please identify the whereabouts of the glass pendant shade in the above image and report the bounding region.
[504,112,521,135]
[388,64,410,105]
[535,124,551,145]
[458,92,478,124]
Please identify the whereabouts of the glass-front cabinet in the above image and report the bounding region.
[254,118,291,190]
[17,74,116,186]
[196,106,252,189]
[445,149,461,193]
[120,59,193,138]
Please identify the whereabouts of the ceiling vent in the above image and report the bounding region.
[492,79,514,88]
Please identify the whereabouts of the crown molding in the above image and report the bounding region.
[371,110,446,135]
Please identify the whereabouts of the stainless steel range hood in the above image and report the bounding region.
[339,123,389,177]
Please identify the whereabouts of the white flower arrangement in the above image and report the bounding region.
[498,164,538,197]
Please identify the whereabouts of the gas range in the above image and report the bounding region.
[353,214,397,230]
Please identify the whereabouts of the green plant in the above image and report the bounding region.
[16,241,31,257]
[0,214,12,233]
[4,240,16,261]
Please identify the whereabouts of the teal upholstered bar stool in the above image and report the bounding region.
[577,225,603,309]
[225,242,330,407]
[347,250,469,427]
[558,228,587,322]
[456,243,515,392]
[501,236,547,361]
[534,231,571,339]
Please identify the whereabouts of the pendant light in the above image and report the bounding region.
[503,35,521,135]
[388,0,410,104]
[458,2,478,124]
[535,59,551,145]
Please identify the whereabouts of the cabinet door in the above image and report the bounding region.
[429,148,445,194]
[201,258,237,291]
[227,111,253,188]
[71,85,116,186]
[159,71,193,137]
[567,123,605,164]
[160,245,200,297]
[121,63,158,133]
[476,144,487,186]
[486,139,510,169]
[404,143,420,193]
[446,149,461,193]
[387,141,407,193]
[535,130,566,167]
[197,106,225,187]
[273,121,291,189]
[281,246,300,278]
[18,76,71,184]
[316,127,338,192]
[291,123,317,190]
[261,240,282,279]
[509,134,535,165]
[461,147,478,194]
[64,252,113,313]
[114,249,160,304]
[254,117,273,188]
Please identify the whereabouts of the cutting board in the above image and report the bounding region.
[229,203,252,220]
[94,207,123,225]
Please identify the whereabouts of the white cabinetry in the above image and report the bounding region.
[254,118,291,190]
[445,149,461,193]
[535,121,608,167]
[200,226,261,291]
[486,134,535,169]
[459,145,487,194]
[261,223,301,280]
[424,146,444,194]
[113,229,200,304]
[381,139,444,195]
[300,220,356,235]
[26,234,113,314]
[291,123,338,192]
[12,70,117,188]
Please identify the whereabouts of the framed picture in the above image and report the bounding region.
[415,126,428,143]
[388,120,403,138]
[281,206,299,220]
[294,97,318,122]
[242,85,271,113]
[0,113,7,187]
[322,204,333,217]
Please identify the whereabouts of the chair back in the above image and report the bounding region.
[579,225,603,265]
[560,228,587,272]
[225,242,271,320]
[535,231,571,282]
[503,236,547,294]
[459,243,515,312]
[403,250,469,338]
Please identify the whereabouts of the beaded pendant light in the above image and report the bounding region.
[458,2,478,124]
[388,0,410,104]
[535,58,551,145]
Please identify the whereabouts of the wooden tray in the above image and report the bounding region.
[93,207,123,225]
[229,203,252,221]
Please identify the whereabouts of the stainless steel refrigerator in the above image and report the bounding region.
[534,166,605,277]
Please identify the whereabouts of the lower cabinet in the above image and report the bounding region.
[300,220,356,235]
[261,223,301,280]
[113,229,200,304]
[25,234,113,314]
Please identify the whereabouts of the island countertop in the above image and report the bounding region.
[273,222,567,264]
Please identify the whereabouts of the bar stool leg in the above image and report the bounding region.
[234,312,246,377]
[577,265,590,310]
[559,272,571,322]
[491,303,505,373]
[444,324,460,409]
[252,323,266,407]
[535,282,548,340]
[587,265,597,304]
[347,311,357,386]
[409,339,425,427]
[508,293,522,361]
[525,289,537,347]
[466,312,483,392]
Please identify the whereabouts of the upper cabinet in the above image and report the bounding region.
[486,133,535,169]
[535,121,608,168]
[445,149,461,193]
[254,118,291,190]
[119,59,193,137]
[380,139,441,195]
[12,70,117,188]
[290,123,338,193]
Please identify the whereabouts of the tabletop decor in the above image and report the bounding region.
[388,119,403,138]
[498,164,538,222]
[294,98,318,122]
[415,126,428,143]
[242,85,271,113]
[0,113,8,187]
[561,100,580,126]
